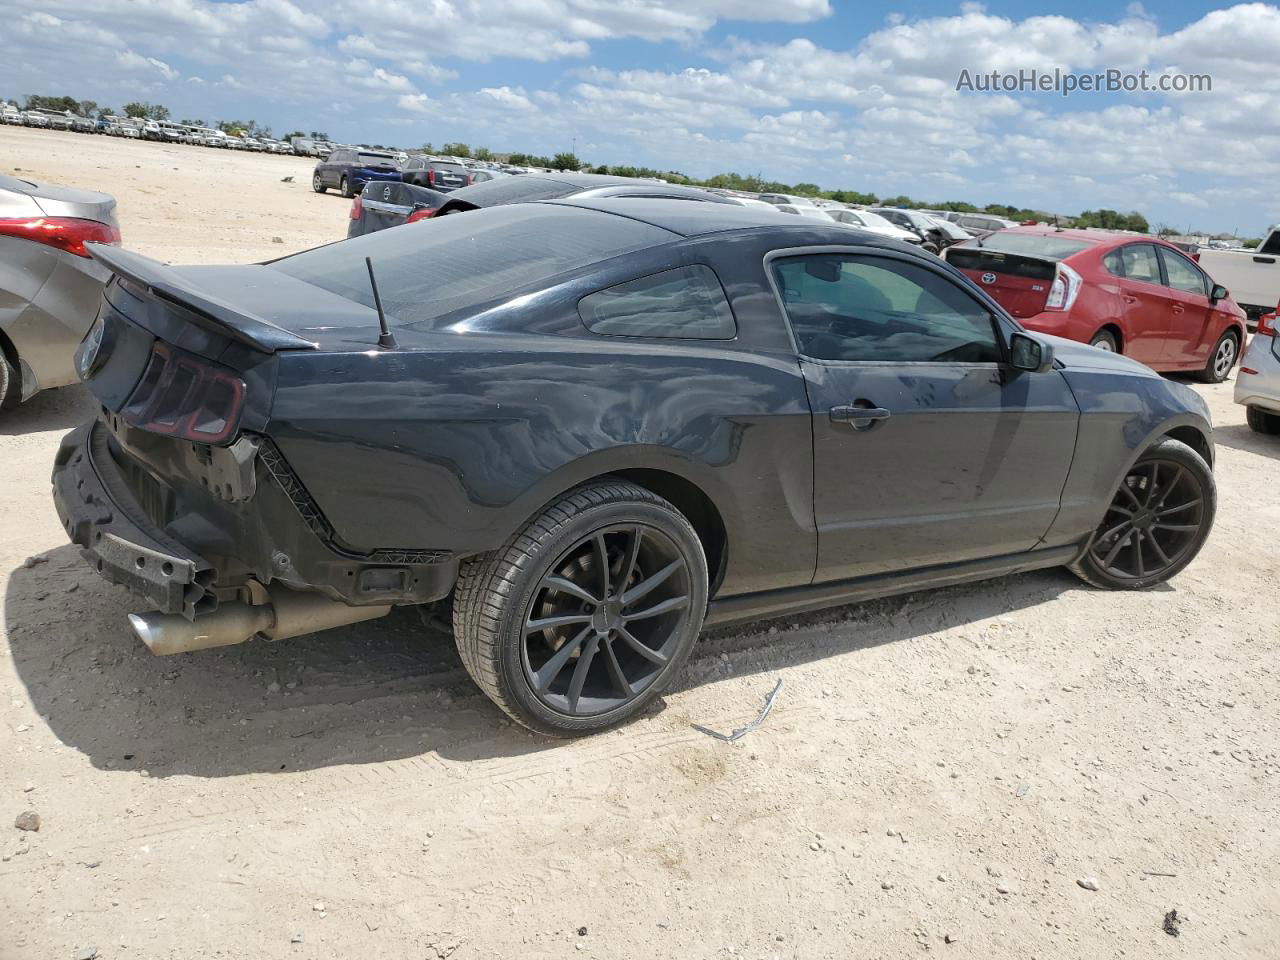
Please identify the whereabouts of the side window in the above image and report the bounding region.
[772,254,1002,363]
[1260,232,1280,256]
[1102,249,1125,277]
[578,264,736,340]
[1118,244,1161,284]
[1159,248,1208,296]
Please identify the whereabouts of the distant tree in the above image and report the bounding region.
[1243,238,1262,249]
[551,152,581,171]
[421,141,434,153]
[307,130,329,140]
[76,99,99,118]
[122,101,169,121]
[792,182,822,196]
[880,195,917,208]
[935,200,978,212]
[1075,208,1149,233]
[181,118,206,128]
[25,94,79,113]
[442,141,471,157]
[219,119,270,137]
[473,146,492,161]
[829,189,879,205]
[282,130,306,141]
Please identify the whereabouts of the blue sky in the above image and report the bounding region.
[4,1,1278,235]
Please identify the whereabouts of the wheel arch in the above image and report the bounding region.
[1094,323,1124,352]
[1162,423,1214,468]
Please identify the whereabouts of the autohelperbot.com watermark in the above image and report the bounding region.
[956,68,1211,97]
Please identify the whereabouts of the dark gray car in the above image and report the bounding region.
[0,174,119,410]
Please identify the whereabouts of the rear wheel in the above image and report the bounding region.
[340,176,353,199]
[1089,330,1118,352]
[1069,437,1214,590]
[1247,405,1280,434]
[0,350,19,410]
[1198,330,1238,383]
[452,480,708,736]
[311,173,325,193]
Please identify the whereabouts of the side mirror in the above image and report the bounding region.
[1009,331,1055,373]
[1210,283,1228,303]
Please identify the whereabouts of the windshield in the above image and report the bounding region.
[975,232,1094,259]
[269,204,675,328]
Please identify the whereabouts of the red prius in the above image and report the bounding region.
[947,228,1247,382]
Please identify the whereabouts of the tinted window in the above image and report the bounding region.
[1159,248,1207,296]
[430,161,468,174]
[357,152,396,166]
[772,254,1001,363]
[1119,244,1161,284]
[1103,249,1125,277]
[1260,232,1280,256]
[579,265,736,340]
[445,175,582,207]
[271,205,675,328]
[976,233,1092,259]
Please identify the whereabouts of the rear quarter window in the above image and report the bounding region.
[578,265,736,340]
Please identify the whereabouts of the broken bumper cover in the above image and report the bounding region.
[52,422,213,616]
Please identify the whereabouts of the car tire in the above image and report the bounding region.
[1089,330,1118,352]
[0,350,19,410]
[1246,405,1280,434]
[340,176,353,199]
[1069,436,1215,591]
[452,479,709,737]
[1197,329,1239,383]
[311,173,325,194]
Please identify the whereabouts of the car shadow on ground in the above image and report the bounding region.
[5,542,1079,779]
[1214,422,1280,461]
[0,384,97,437]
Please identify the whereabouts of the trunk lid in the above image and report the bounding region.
[945,247,1058,318]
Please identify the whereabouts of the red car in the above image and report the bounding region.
[946,228,1247,382]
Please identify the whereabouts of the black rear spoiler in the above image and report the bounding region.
[944,246,1057,281]
[87,244,317,352]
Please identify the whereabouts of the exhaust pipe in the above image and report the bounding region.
[128,584,391,656]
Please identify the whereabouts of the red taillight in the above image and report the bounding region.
[349,196,362,220]
[426,169,435,186]
[463,173,472,186]
[1044,262,1083,311]
[121,342,246,445]
[0,216,121,258]
[1258,312,1277,337]
[406,207,435,224]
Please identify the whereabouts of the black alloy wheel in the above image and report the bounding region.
[453,480,708,736]
[1070,437,1215,589]
[522,524,692,717]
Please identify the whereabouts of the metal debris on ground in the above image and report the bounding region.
[1163,909,1182,937]
[692,679,784,742]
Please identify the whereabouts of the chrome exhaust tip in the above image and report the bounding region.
[128,586,391,656]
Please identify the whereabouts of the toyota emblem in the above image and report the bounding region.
[980,272,996,284]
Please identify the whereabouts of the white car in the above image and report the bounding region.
[1198,226,1280,324]
[1236,302,1280,434]
[824,208,923,244]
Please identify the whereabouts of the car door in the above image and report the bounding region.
[1104,243,1171,365]
[1155,245,1215,367]
[769,249,1080,582]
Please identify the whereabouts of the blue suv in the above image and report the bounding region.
[312,148,402,198]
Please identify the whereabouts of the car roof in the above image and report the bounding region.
[541,196,880,240]
[998,226,1140,248]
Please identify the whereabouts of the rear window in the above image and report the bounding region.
[269,205,675,327]
[357,152,397,166]
[430,162,468,174]
[974,233,1092,260]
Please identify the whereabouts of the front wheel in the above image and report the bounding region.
[311,173,326,193]
[452,480,708,736]
[1069,437,1215,590]
[1198,330,1239,383]
[0,350,19,410]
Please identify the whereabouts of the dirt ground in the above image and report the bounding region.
[1,126,1278,960]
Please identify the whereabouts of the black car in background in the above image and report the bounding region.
[312,148,402,198]
[401,157,471,191]
[58,199,1216,736]
[345,172,740,237]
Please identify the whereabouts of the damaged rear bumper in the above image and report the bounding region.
[52,422,213,615]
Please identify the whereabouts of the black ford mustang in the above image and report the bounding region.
[54,199,1216,735]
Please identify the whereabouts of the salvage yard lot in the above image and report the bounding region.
[2,126,1279,959]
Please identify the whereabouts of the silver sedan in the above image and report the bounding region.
[0,174,119,411]
[1236,309,1280,434]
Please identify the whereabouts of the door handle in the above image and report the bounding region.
[1172,304,1185,314]
[1122,294,1138,304]
[830,401,891,431]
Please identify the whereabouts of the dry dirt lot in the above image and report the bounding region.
[1,126,1278,959]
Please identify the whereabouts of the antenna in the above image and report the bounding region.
[364,257,398,349]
